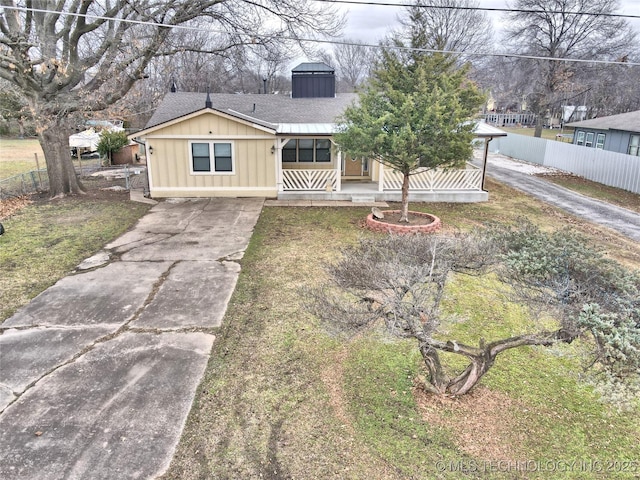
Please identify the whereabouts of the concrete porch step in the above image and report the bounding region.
[351,195,377,203]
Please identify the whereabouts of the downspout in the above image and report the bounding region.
[131,136,149,159]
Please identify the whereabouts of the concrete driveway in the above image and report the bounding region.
[483,153,640,242]
[0,198,263,480]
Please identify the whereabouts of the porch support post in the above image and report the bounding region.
[378,161,385,192]
[335,149,342,192]
[276,137,287,192]
[481,137,493,192]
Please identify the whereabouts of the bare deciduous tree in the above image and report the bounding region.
[0,0,343,197]
[399,0,493,56]
[317,39,373,92]
[503,0,636,136]
[309,223,640,399]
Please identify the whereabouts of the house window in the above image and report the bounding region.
[575,131,585,146]
[595,133,605,150]
[629,135,640,156]
[584,132,594,147]
[214,143,233,172]
[316,139,331,162]
[283,140,297,162]
[189,141,234,174]
[192,143,211,172]
[281,139,332,163]
[299,139,314,162]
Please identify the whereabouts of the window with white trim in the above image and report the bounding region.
[281,139,332,163]
[629,135,640,156]
[585,132,594,147]
[189,141,234,174]
[575,131,585,145]
[595,133,605,149]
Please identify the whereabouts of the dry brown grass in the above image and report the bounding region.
[414,385,537,462]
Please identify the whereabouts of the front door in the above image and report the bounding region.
[343,155,368,177]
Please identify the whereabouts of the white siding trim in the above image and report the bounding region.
[145,140,156,192]
[131,108,276,138]
[151,186,276,193]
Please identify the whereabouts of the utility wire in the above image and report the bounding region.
[2,4,639,67]
[315,0,640,20]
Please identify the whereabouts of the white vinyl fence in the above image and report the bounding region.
[491,133,640,194]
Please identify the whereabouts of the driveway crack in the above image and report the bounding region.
[0,261,179,413]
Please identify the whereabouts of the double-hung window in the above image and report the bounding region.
[629,135,640,156]
[584,132,594,147]
[575,131,585,146]
[189,141,234,174]
[595,133,605,149]
[281,139,332,163]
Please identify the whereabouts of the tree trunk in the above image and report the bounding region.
[40,118,85,198]
[446,355,493,395]
[18,118,25,139]
[400,171,410,223]
[419,343,449,394]
[420,329,578,395]
[534,113,543,138]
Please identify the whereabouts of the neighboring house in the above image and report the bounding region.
[565,110,640,156]
[131,63,505,202]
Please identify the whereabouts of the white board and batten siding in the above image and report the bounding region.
[491,133,640,194]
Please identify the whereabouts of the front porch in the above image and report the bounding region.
[278,163,489,203]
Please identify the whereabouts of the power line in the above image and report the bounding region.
[315,0,640,20]
[1,4,639,67]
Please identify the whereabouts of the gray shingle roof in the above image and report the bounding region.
[292,62,334,73]
[565,110,640,133]
[144,92,357,131]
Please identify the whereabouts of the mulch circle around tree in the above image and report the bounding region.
[366,210,442,234]
[374,211,435,226]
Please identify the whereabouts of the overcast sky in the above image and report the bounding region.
[337,0,640,45]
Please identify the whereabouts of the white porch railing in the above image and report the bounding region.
[382,164,482,191]
[282,169,338,191]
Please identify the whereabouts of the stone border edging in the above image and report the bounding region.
[366,210,442,234]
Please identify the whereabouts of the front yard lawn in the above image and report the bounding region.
[2,174,638,479]
[163,179,640,479]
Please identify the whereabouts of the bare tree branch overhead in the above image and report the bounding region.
[399,0,493,56]
[502,0,637,136]
[0,0,344,197]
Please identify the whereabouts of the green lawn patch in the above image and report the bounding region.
[164,190,640,479]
